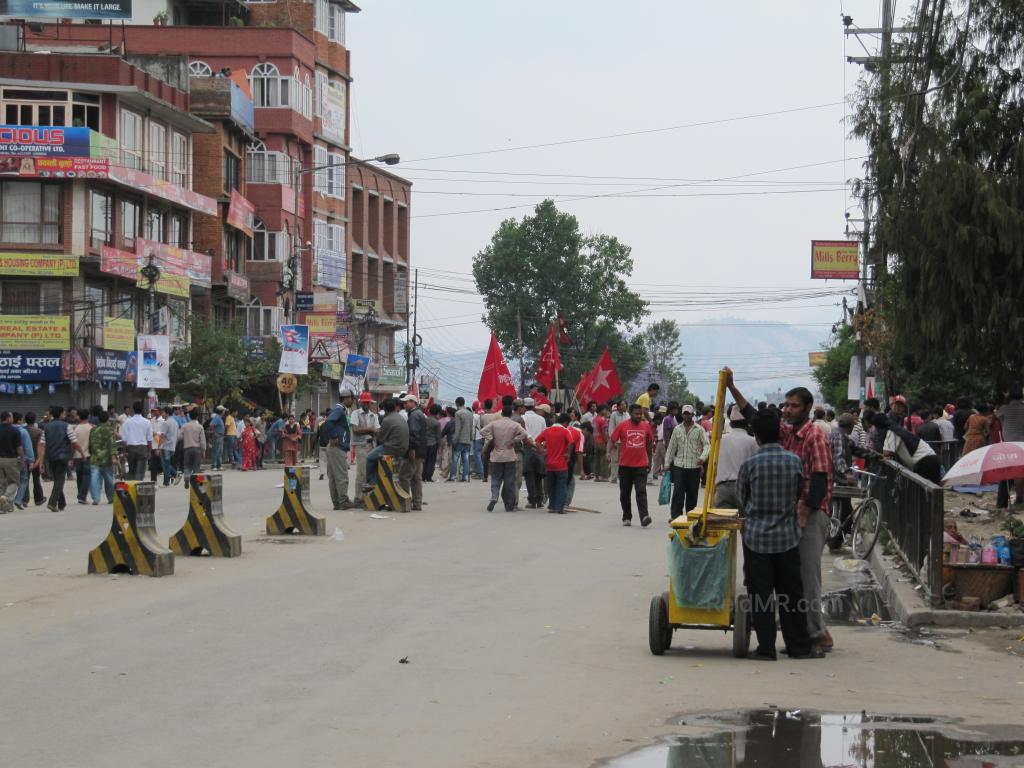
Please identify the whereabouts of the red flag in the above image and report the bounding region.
[478,333,517,404]
[585,348,622,404]
[575,369,594,405]
[557,313,571,345]
[534,324,562,389]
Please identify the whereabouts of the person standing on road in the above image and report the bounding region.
[714,406,758,509]
[663,404,710,520]
[481,405,531,512]
[401,395,426,511]
[535,413,574,514]
[181,410,206,489]
[158,407,181,485]
[24,412,44,506]
[736,410,821,661]
[37,405,81,512]
[281,414,301,467]
[0,411,24,514]
[87,411,117,505]
[520,398,548,508]
[422,404,442,482]
[479,399,500,482]
[71,411,93,504]
[324,390,355,510]
[607,404,656,527]
[726,371,834,654]
[209,407,226,470]
[607,400,628,478]
[447,397,475,482]
[120,401,152,481]
[224,408,238,467]
[351,393,380,500]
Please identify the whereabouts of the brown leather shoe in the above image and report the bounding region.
[813,630,834,652]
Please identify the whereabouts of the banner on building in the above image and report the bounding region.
[103,317,135,352]
[0,252,78,276]
[322,85,346,144]
[0,350,63,382]
[226,190,255,237]
[0,0,133,19]
[136,334,170,389]
[224,270,249,302]
[137,239,211,286]
[94,349,137,384]
[811,240,860,280]
[0,315,70,350]
[374,364,406,390]
[314,250,346,291]
[278,324,310,375]
[394,273,408,314]
[100,245,138,280]
[107,165,217,216]
[0,125,92,157]
[299,311,338,338]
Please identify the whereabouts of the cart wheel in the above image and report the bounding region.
[732,593,751,659]
[661,592,673,650]
[649,594,669,656]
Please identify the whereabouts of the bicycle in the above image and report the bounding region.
[828,467,883,559]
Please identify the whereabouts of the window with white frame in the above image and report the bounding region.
[249,217,290,262]
[329,3,345,43]
[315,0,329,35]
[247,139,292,185]
[171,132,188,187]
[2,87,100,130]
[148,121,167,180]
[188,61,213,77]
[251,62,282,108]
[244,301,284,337]
[327,152,345,199]
[313,218,346,289]
[303,74,312,120]
[315,70,327,117]
[313,145,329,194]
[120,109,143,170]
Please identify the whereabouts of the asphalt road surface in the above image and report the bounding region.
[1,466,1021,767]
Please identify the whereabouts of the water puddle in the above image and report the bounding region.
[601,709,1024,767]
[823,585,894,625]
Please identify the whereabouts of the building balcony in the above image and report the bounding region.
[189,77,255,135]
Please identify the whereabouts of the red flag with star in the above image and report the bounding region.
[478,333,517,404]
[534,324,562,389]
[585,348,622,404]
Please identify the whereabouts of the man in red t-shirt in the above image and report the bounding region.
[592,404,610,481]
[607,403,656,527]
[563,422,586,507]
[535,413,574,514]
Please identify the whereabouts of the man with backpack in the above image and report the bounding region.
[322,389,355,510]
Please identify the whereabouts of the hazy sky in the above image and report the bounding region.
[347,1,890,395]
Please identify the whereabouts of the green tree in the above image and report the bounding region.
[852,0,1024,395]
[635,318,695,403]
[472,200,647,389]
[170,315,278,403]
[812,324,857,407]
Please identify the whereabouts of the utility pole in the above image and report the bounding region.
[409,268,420,388]
[516,306,525,396]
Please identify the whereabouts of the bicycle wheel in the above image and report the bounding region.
[851,497,883,559]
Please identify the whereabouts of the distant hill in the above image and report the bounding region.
[419,319,830,404]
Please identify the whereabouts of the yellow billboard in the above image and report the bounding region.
[0,315,70,350]
[154,272,190,298]
[0,253,79,277]
[811,240,859,279]
[300,311,339,337]
[103,318,136,352]
[808,351,828,367]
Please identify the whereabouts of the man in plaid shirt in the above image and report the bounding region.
[726,369,835,654]
[737,410,819,659]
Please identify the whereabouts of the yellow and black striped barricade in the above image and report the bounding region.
[169,473,241,557]
[266,465,326,535]
[364,455,410,511]
[88,481,174,576]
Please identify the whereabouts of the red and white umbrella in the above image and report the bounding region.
[941,442,1024,486]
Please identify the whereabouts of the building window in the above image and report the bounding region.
[1,88,99,130]
[189,61,213,77]
[89,189,113,249]
[315,71,326,117]
[251,62,282,108]
[224,228,243,273]
[0,181,60,244]
[0,280,62,314]
[171,132,188,187]
[224,149,241,193]
[120,110,143,170]
[169,211,188,248]
[328,152,345,199]
[146,208,166,242]
[121,198,141,250]
[148,121,167,180]
[313,145,328,194]
[246,139,292,185]
[315,0,329,35]
[249,217,282,261]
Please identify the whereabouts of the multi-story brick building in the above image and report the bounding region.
[0,52,218,412]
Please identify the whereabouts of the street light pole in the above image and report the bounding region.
[289,152,400,323]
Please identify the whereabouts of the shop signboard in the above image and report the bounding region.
[0,350,63,382]
[374,364,406,389]
[94,349,137,384]
[322,85,346,144]
[808,351,828,367]
[103,317,135,352]
[0,125,92,157]
[0,252,78,276]
[226,190,255,237]
[225,270,249,302]
[0,315,69,350]
[299,311,338,338]
[295,292,314,312]
[137,239,211,286]
[137,334,170,388]
[811,240,860,280]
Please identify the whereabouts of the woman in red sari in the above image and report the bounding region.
[240,415,259,471]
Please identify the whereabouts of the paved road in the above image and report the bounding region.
[1,467,1021,767]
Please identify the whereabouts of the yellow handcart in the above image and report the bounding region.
[648,370,752,658]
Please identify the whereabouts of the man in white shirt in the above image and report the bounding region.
[351,392,380,498]
[714,406,758,509]
[520,398,548,508]
[121,400,153,481]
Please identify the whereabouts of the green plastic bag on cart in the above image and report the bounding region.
[668,535,729,610]
[658,473,672,505]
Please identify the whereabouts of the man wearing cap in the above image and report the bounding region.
[324,389,355,510]
[351,392,379,500]
[663,404,710,520]
[400,395,426,511]
[714,406,758,509]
